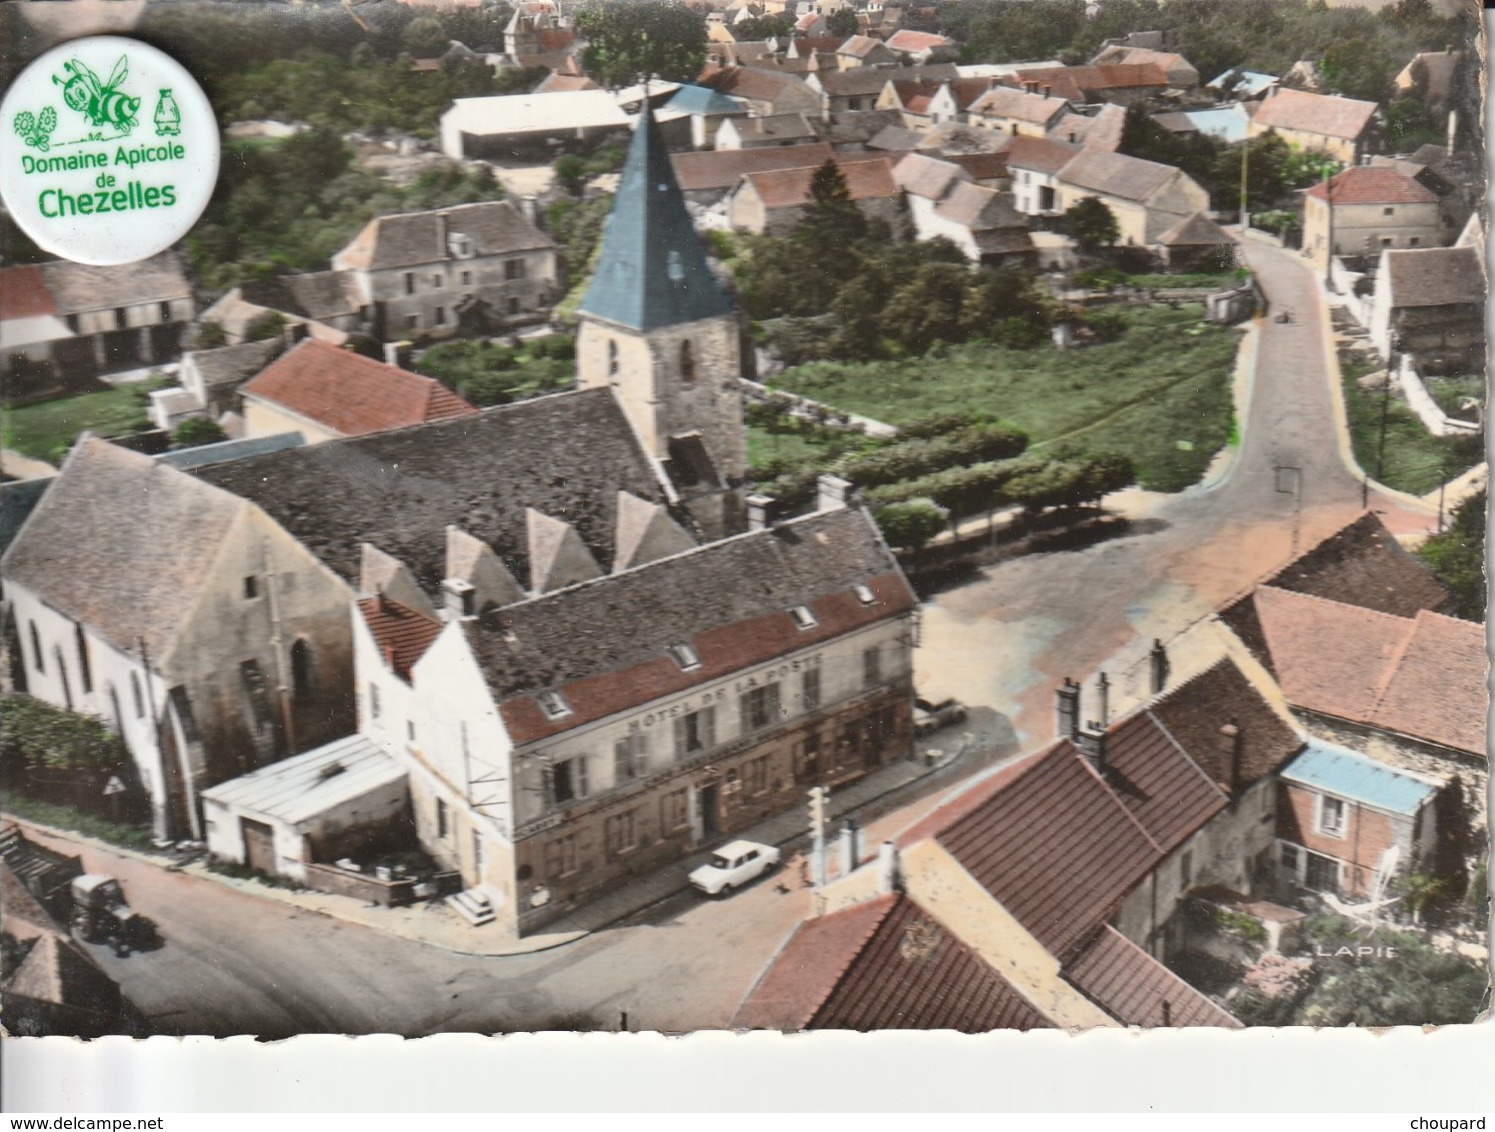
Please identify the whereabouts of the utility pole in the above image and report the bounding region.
[1239,137,1249,231]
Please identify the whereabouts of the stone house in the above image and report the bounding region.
[715,112,820,150]
[966,84,1070,138]
[834,34,896,69]
[1089,44,1200,88]
[805,64,957,118]
[330,200,560,342]
[894,152,1035,266]
[883,29,957,66]
[699,67,823,120]
[0,253,194,379]
[1153,211,1239,272]
[1005,63,1170,106]
[2,439,357,840]
[1248,88,1381,165]
[998,134,1081,217]
[727,155,902,236]
[1368,245,1486,368]
[239,339,478,444]
[1302,166,1443,271]
[1053,149,1212,246]
[671,142,836,205]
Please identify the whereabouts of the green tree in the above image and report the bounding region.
[734,12,796,40]
[173,418,229,448]
[825,8,859,37]
[0,696,127,772]
[404,15,450,58]
[1417,489,1485,621]
[1318,37,1396,103]
[1064,196,1120,250]
[1384,96,1442,152]
[576,0,708,87]
[874,499,948,551]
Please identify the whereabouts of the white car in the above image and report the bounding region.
[689,839,781,897]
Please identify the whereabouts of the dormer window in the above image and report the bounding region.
[448,234,473,259]
[790,605,818,630]
[853,584,876,605]
[667,643,701,671]
[538,690,571,720]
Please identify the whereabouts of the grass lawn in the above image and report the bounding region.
[3,382,162,464]
[1339,352,1484,496]
[772,304,1242,492]
[1125,271,1241,289]
[747,425,835,468]
[2,791,158,853]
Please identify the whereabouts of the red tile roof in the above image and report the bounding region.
[1065,926,1242,1028]
[936,739,1163,959]
[946,152,1010,182]
[1250,588,1487,760]
[736,894,1051,1031]
[740,156,898,210]
[357,595,444,681]
[498,570,915,744]
[0,265,57,320]
[885,29,953,54]
[242,339,477,438]
[1305,165,1439,205]
[1254,87,1378,142]
[672,143,835,192]
[1104,711,1228,854]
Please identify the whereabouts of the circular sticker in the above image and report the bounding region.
[0,36,219,265]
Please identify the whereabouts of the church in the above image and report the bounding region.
[179,105,918,933]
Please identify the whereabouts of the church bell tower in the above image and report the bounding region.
[574,100,746,540]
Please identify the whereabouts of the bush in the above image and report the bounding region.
[835,423,1028,489]
[874,498,948,552]
[990,317,1048,350]
[173,418,228,448]
[0,696,127,772]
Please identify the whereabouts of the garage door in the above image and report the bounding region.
[242,818,277,875]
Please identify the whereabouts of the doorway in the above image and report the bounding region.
[699,784,719,841]
[242,818,277,875]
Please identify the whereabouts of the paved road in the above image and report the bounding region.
[18,240,1439,1039]
[917,237,1435,747]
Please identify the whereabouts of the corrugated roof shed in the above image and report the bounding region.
[1280,742,1438,816]
[200,734,406,826]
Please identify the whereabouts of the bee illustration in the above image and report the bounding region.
[53,55,140,134]
[12,106,57,151]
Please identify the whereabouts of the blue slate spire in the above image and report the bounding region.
[576,101,734,332]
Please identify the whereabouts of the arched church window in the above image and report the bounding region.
[607,339,619,378]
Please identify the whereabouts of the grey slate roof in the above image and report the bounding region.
[464,506,902,697]
[1384,246,1486,309]
[1058,148,1176,202]
[38,251,191,314]
[185,339,284,393]
[335,201,556,274]
[192,388,672,595]
[577,107,735,332]
[2,439,245,658]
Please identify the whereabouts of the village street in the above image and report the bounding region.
[12,236,1449,1039]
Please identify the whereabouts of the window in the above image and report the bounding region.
[614,733,648,781]
[863,645,883,689]
[432,273,443,288]
[406,314,420,331]
[460,270,472,286]
[538,690,571,720]
[604,809,639,856]
[1179,849,1193,888]
[28,622,43,673]
[661,788,689,832]
[369,681,381,720]
[545,834,578,877]
[132,672,145,718]
[666,643,701,671]
[797,732,821,781]
[675,705,716,758]
[113,307,127,330]
[1280,843,1300,875]
[742,683,782,733]
[790,605,818,630]
[243,576,258,600]
[801,667,822,712]
[434,307,446,327]
[75,623,92,694]
[1317,795,1347,838]
[158,301,172,323]
[239,660,273,733]
[607,339,619,378]
[507,297,520,315]
[1304,851,1340,894]
[1380,237,1393,247]
[746,755,769,795]
[679,340,696,388]
[504,259,527,281]
[108,685,124,733]
[1383,206,1395,216]
[1409,237,1420,247]
[404,272,416,295]
[53,647,73,710]
[552,756,588,805]
[437,797,449,839]
[406,719,416,742]
[853,584,876,605]
[290,639,313,700]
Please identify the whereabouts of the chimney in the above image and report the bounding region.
[442,577,477,621]
[1075,721,1108,775]
[816,473,852,512]
[746,492,778,530]
[384,340,415,369]
[282,321,310,348]
[1221,718,1244,797]
[1055,676,1081,740]
[436,210,449,257]
[877,840,899,894]
[520,194,540,228]
[1096,671,1110,727]
[1148,638,1170,694]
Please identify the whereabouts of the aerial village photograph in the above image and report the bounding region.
[0,0,1489,1055]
